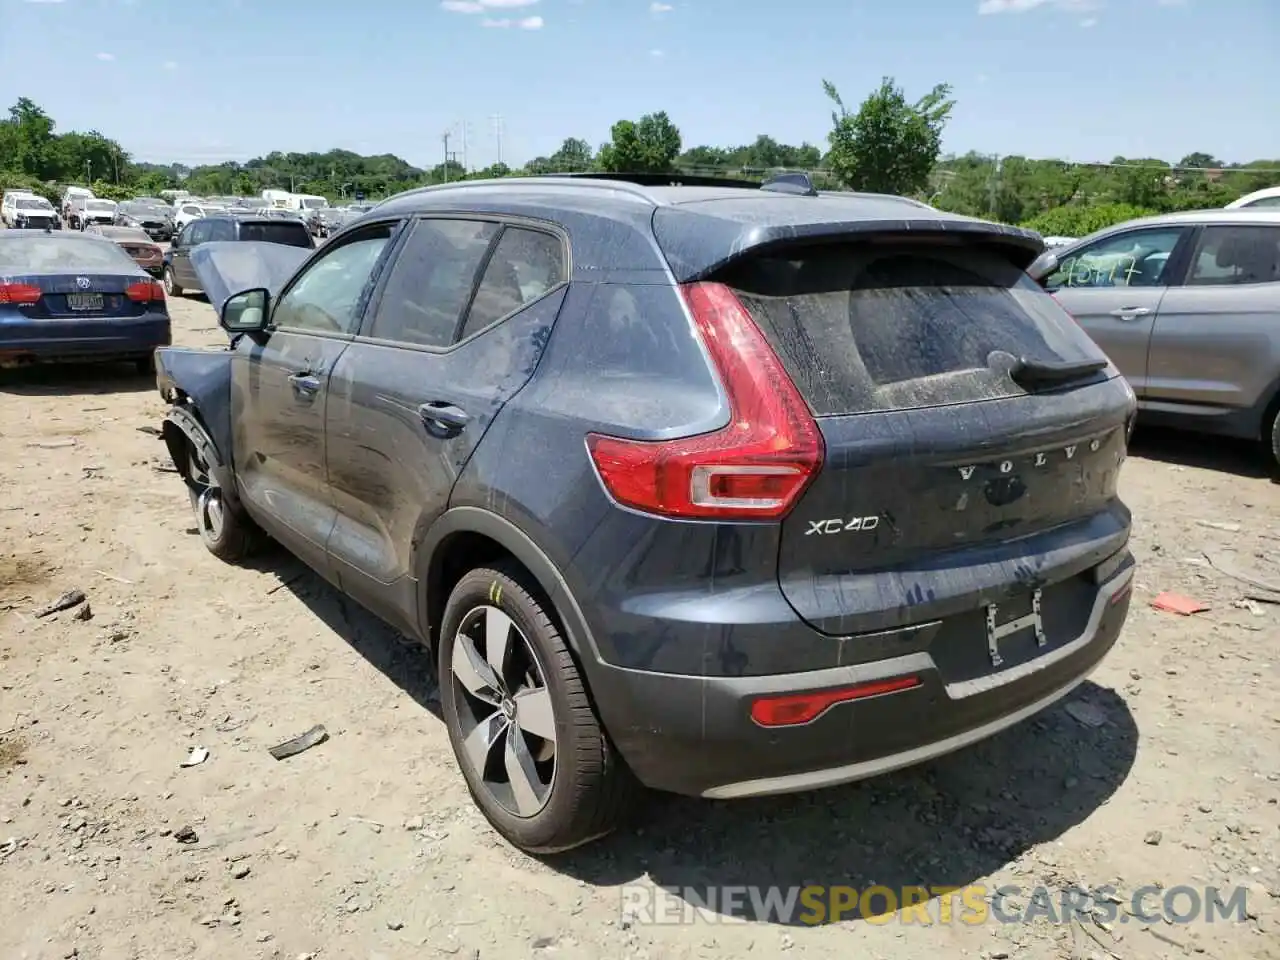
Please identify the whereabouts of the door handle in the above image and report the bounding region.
[1109,307,1151,320]
[418,401,470,436]
[288,372,321,396]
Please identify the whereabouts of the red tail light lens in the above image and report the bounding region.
[586,281,824,520]
[751,675,922,727]
[0,283,41,305]
[125,280,165,302]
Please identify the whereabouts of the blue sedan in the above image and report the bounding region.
[0,230,171,373]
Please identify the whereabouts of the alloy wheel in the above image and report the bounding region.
[188,447,225,541]
[449,605,557,817]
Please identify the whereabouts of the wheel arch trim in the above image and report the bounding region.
[162,403,244,512]
[416,506,602,664]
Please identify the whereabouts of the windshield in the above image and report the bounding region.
[16,198,52,210]
[86,200,116,212]
[0,236,136,272]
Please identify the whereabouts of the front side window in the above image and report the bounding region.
[271,225,395,335]
[189,222,213,245]
[366,218,498,348]
[1241,196,1280,209]
[1045,228,1186,289]
[1187,225,1280,286]
[459,227,567,340]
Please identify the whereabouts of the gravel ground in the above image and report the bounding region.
[1,295,1278,960]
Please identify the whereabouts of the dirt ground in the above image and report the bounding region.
[1,296,1278,960]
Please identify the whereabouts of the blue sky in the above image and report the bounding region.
[1,0,1276,170]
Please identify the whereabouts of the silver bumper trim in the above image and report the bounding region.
[702,566,1133,800]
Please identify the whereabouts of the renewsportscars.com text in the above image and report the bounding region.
[620,883,1253,926]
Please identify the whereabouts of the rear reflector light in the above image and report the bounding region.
[586,282,824,520]
[0,283,41,305]
[751,676,922,727]
[125,280,165,302]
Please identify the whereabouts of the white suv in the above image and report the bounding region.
[2,191,60,229]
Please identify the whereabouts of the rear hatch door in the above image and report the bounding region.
[714,236,1133,639]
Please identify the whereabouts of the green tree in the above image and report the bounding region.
[548,137,593,172]
[3,97,58,179]
[1178,152,1221,169]
[823,77,954,196]
[598,111,681,174]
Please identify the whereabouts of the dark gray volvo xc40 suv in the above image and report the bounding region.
[154,173,1137,854]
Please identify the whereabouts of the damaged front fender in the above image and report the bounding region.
[155,345,235,468]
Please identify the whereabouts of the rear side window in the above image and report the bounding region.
[367,218,498,348]
[238,221,311,247]
[1187,225,1280,286]
[720,243,1104,416]
[459,227,566,340]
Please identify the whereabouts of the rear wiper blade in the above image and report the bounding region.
[1007,356,1107,391]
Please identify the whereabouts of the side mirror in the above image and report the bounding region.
[221,288,270,334]
[1027,250,1059,283]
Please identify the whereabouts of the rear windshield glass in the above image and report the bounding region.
[719,242,1104,416]
[0,237,135,272]
[238,222,312,247]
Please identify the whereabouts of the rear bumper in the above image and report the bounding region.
[587,560,1133,798]
[0,314,171,365]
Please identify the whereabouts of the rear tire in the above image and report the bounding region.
[439,563,638,854]
[163,267,183,298]
[135,354,155,376]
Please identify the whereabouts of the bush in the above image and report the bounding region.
[1021,203,1157,239]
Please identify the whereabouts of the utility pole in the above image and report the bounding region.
[441,131,452,182]
[490,114,504,166]
[113,148,119,184]
[85,160,91,184]
[989,154,1002,218]
[459,121,470,173]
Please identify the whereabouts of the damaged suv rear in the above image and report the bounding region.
[153,174,1136,854]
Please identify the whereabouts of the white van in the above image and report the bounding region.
[285,193,328,213]
[61,185,94,218]
[261,189,293,210]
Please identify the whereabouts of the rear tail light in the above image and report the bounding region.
[751,675,922,727]
[586,281,824,521]
[125,280,165,302]
[0,283,41,305]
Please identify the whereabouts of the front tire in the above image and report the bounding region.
[439,563,637,854]
[1267,407,1280,474]
[185,442,260,562]
[163,267,183,298]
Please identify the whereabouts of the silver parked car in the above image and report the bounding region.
[1028,210,1280,464]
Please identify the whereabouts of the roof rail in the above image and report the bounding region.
[530,171,762,189]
